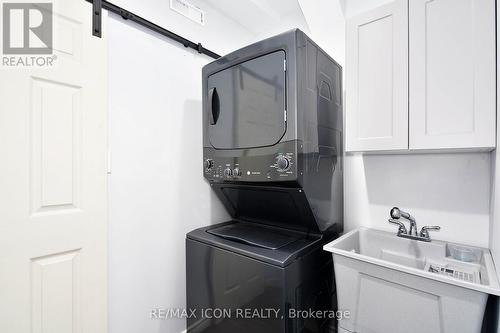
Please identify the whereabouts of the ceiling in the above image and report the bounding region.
[203,0,310,38]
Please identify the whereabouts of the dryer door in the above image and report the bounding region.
[207,50,286,149]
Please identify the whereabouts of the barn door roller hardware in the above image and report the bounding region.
[86,0,220,59]
[92,0,102,37]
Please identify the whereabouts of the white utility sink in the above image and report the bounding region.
[324,227,500,333]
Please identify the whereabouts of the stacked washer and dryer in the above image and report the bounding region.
[186,29,343,333]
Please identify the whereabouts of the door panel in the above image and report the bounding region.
[0,1,107,332]
[31,77,82,213]
[31,250,81,333]
[409,0,496,150]
[345,0,408,152]
[207,51,286,150]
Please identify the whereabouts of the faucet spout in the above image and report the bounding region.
[390,207,418,236]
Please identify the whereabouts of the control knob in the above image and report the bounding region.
[204,159,214,170]
[276,156,290,171]
[223,167,233,177]
[233,168,241,176]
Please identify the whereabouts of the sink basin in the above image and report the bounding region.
[324,227,500,333]
[337,227,446,269]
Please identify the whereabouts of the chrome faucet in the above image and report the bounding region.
[390,207,418,236]
[388,207,441,242]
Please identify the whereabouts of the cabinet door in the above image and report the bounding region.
[409,0,496,150]
[346,0,408,152]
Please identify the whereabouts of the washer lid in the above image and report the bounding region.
[187,221,323,267]
[207,222,303,250]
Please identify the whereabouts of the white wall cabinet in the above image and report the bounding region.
[346,0,496,152]
[409,0,496,150]
[345,0,408,151]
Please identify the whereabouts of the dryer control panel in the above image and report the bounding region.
[203,141,298,183]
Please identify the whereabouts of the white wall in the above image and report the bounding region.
[492,0,500,286]
[298,0,346,65]
[494,0,500,283]
[345,153,492,247]
[204,0,311,41]
[489,3,500,331]
[110,0,256,54]
[107,3,255,332]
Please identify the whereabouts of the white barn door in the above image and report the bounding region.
[0,0,107,332]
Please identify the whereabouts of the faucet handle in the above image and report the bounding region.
[420,226,441,238]
[388,218,408,235]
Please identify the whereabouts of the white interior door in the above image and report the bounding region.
[345,0,408,152]
[0,1,107,332]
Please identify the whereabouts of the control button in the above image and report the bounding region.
[276,156,290,171]
[204,159,214,170]
[223,167,233,177]
[233,168,241,176]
